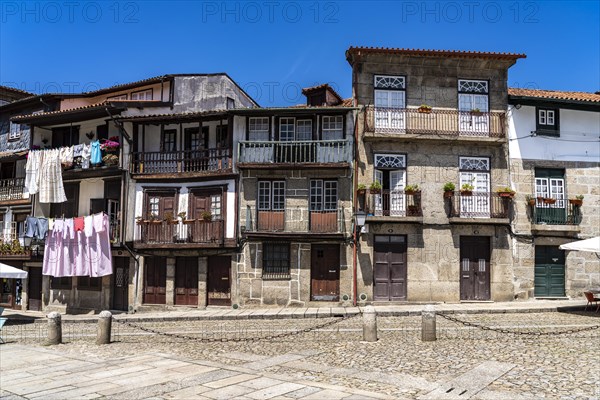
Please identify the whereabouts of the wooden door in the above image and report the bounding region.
[28,267,43,311]
[460,236,491,300]
[145,193,175,243]
[311,244,340,301]
[207,256,231,306]
[112,258,129,311]
[535,246,565,297]
[144,257,166,304]
[191,193,210,242]
[175,257,199,306]
[373,236,407,301]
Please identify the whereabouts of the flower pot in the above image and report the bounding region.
[166,220,179,225]
[527,199,536,206]
[536,196,544,203]
[470,110,483,117]
[150,220,162,225]
[443,191,454,198]
[498,192,515,198]
[569,199,583,206]
[183,219,196,225]
[543,198,556,205]
[460,190,473,196]
[418,107,432,114]
[370,189,381,195]
[405,190,419,195]
[357,189,366,195]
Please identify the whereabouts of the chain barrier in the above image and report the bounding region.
[438,313,600,336]
[112,312,362,343]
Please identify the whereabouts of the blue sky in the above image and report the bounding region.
[1,1,598,106]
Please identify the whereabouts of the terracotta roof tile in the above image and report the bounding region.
[341,98,354,107]
[346,46,526,60]
[508,88,600,103]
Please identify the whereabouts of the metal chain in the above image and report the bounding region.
[439,313,600,336]
[112,312,361,343]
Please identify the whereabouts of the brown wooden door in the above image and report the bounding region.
[373,235,407,301]
[112,258,129,311]
[207,256,231,306]
[460,236,491,300]
[311,244,340,301]
[144,257,167,304]
[28,267,43,311]
[145,193,175,243]
[175,257,199,306]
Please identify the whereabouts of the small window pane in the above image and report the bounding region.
[263,243,290,278]
[249,117,269,141]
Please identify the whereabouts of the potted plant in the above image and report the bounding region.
[135,216,146,225]
[443,182,455,198]
[460,183,474,196]
[357,183,367,195]
[525,195,536,206]
[497,187,516,199]
[470,108,483,116]
[164,212,178,225]
[369,181,382,194]
[178,211,187,220]
[101,136,120,153]
[404,184,420,195]
[149,213,162,224]
[569,195,584,206]
[200,211,213,222]
[543,197,557,205]
[418,104,432,114]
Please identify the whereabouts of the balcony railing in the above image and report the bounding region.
[364,106,506,138]
[238,140,351,164]
[130,148,231,175]
[136,219,224,245]
[363,190,422,217]
[244,206,345,234]
[530,198,582,225]
[0,178,26,201]
[447,192,510,219]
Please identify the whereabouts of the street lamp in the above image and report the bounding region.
[355,211,366,228]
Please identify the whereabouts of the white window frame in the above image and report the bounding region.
[535,177,565,208]
[321,115,343,140]
[258,181,285,211]
[210,194,222,219]
[373,76,406,131]
[296,119,312,140]
[131,89,153,101]
[8,122,21,141]
[310,180,338,211]
[538,109,555,126]
[249,117,270,141]
[279,117,295,141]
[107,94,128,101]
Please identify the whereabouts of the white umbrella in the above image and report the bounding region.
[0,263,28,279]
[559,237,600,253]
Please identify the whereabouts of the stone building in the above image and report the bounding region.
[507,88,600,298]
[232,85,355,306]
[347,47,526,302]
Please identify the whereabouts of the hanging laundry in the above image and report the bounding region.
[38,149,67,203]
[59,146,74,169]
[25,217,49,240]
[90,140,102,165]
[73,144,84,158]
[24,150,43,195]
[81,143,91,169]
[43,213,113,278]
[74,217,84,232]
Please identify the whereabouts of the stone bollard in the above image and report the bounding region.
[47,312,62,345]
[362,305,378,342]
[421,304,436,342]
[97,310,113,345]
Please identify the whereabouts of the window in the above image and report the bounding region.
[131,89,153,101]
[226,97,235,109]
[149,196,160,218]
[262,242,290,278]
[210,194,222,219]
[296,120,312,140]
[310,180,338,211]
[51,277,72,290]
[8,122,22,141]
[258,181,285,210]
[322,116,343,140]
[536,108,559,136]
[374,75,406,130]
[535,168,565,208]
[249,117,269,141]
[107,94,128,101]
[216,125,228,148]
[162,129,176,152]
[279,117,295,141]
[77,276,101,291]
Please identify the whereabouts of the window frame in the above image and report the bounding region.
[248,117,270,141]
[279,117,295,141]
[8,122,22,141]
[536,107,560,136]
[262,242,291,279]
[321,115,344,140]
[107,94,128,101]
[130,89,153,101]
[77,276,102,291]
[310,180,338,211]
[50,276,72,290]
[161,129,177,152]
[296,119,313,140]
[258,180,285,211]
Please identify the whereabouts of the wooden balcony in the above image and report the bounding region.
[243,207,346,237]
[361,190,423,221]
[364,106,506,139]
[0,178,27,204]
[238,140,351,168]
[447,191,511,222]
[130,148,232,178]
[134,219,226,248]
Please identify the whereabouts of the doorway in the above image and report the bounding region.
[373,235,407,301]
[459,236,491,300]
[207,256,231,306]
[310,244,340,301]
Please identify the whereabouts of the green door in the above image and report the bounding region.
[534,246,565,297]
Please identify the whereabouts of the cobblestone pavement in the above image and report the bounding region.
[1,311,599,399]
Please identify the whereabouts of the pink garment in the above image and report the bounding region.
[42,214,112,278]
[74,217,84,232]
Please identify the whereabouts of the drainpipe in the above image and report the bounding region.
[352,102,361,307]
